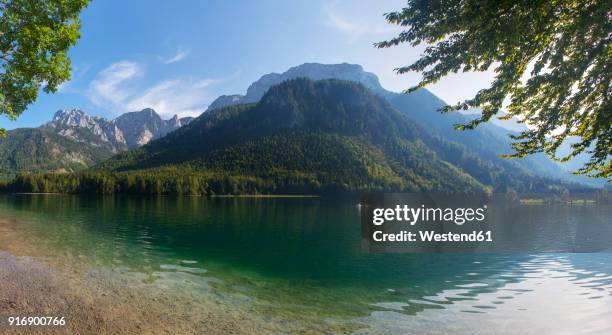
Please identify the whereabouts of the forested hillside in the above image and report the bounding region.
[3,79,588,195]
[209,63,601,186]
[0,127,117,180]
[0,108,192,179]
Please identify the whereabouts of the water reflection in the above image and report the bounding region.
[358,254,612,334]
[0,194,611,333]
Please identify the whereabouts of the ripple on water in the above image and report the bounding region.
[354,254,612,334]
[159,263,208,274]
[2,196,611,334]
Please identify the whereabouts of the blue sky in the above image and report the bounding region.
[1,0,494,130]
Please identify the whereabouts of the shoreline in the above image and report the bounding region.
[0,217,277,335]
[0,250,267,335]
[0,215,358,334]
[210,194,319,198]
[7,192,320,198]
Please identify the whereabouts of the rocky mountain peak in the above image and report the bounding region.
[206,63,385,111]
[166,115,181,129]
[207,95,243,111]
[116,108,163,126]
[281,63,382,92]
[52,109,95,128]
[45,108,193,151]
[48,109,124,150]
[53,108,84,119]
[113,108,188,148]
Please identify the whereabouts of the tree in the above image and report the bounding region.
[0,0,89,136]
[376,0,611,178]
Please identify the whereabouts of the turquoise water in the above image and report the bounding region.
[1,194,611,334]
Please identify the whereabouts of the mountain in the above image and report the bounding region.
[0,128,118,180]
[207,63,603,187]
[207,94,242,111]
[48,108,193,150]
[206,64,532,163]
[95,78,570,194]
[207,63,384,110]
[97,78,489,193]
[0,108,193,179]
[46,109,128,152]
[113,108,193,148]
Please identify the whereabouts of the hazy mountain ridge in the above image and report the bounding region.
[206,62,602,187]
[207,63,385,110]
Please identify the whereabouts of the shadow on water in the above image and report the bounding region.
[1,194,611,326]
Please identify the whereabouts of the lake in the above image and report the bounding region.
[0,194,611,334]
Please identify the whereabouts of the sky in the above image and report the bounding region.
[0,0,495,130]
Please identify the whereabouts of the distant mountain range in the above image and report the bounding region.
[96,78,588,193]
[48,108,193,150]
[0,108,192,178]
[97,78,487,193]
[208,63,603,187]
[0,62,603,191]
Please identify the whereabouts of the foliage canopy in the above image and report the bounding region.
[0,0,89,135]
[376,0,611,178]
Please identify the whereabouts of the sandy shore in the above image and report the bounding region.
[0,209,362,335]
[0,250,284,334]
[0,218,285,335]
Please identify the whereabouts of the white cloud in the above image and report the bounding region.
[162,46,190,64]
[126,78,217,118]
[322,1,397,39]
[87,61,142,108]
[324,4,362,34]
[86,60,219,118]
